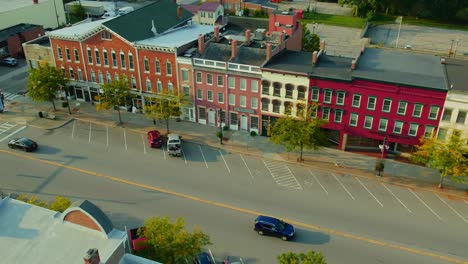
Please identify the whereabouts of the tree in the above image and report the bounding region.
[70,3,86,22]
[278,250,326,264]
[16,194,71,212]
[270,104,328,161]
[338,0,378,18]
[95,75,134,125]
[411,132,468,188]
[137,216,211,264]
[302,24,320,52]
[27,64,68,111]
[144,93,182,135]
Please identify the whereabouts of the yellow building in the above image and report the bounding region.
[22,36,55,69]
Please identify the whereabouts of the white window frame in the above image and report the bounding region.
[207,90,213,102]
[240,78,247,91]
[128,53,134,70]
[336,91,345,106]
[57,46,63,60]
[144,58,150,72]
[251,97,258,109]
[120,52,126,69]
[393,120,403,134]
[251,80,258,92]
[382,99,392,112]
[94,48,101,65]
[367,96,376,110]
[229,94,235,105]
[182,69,189,82]
[166,61,172,76]
[378,118,388,132]
[397,101,407,115]
[349,113,358,127]
[408,123,418,137]
[424,126,434,138]
[228,77,235,89]
[413,103,423,118]
[196,72,202,83]
[240,95,246,107]
[334,109,343,123]
[322,108,330,120]
[157,81,162,93]
[155,60,161,74]
[65,48,71,61]
[197,89,203,100]
[364,115,373,129]
[217,92,224,103]
[103,50,108,66]
[206,73,213,85]
[324,89,332,104]
[428,106,439,120]
[146,79,152,92]
[352,94,361,108]
[74,48,79,62]
[311,88,319,102]
[68,68,74,79]
[87,48,92,64]
[111,50,117,68]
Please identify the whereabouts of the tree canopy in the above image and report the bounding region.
[70,3,87,23]
[27,64,68,111]
[17,195,71,213]
[302,23,321,52]
[278,250,327,264]
[95,75,134,125]
[144,93,182,135]
[137,216,211,264]
[411,132,468,188]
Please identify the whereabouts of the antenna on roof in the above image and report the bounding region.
[151,19,158,36]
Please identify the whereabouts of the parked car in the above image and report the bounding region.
[0,57,18,67]
[254,215,295,241]
[167,133,182,157]
[128,227,147,252]
[7,138,38,152]
[147,130,163,148]
[118,6,134,15]
[193,252,213,264]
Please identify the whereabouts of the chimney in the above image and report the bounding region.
[266,43,272,60]
[279,31,285,45]
[177,5,182,19]
[312,51,318,65]
[33,0,38,3]
[351,59,357,70]
[198,34,204,53]
[440,57,446,64]
[320,40,326,51]
[245,29,251,44]
[231,39,238,58]
[214,25,219,42]
[83,249,100,264]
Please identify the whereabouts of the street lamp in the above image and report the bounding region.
[218,109,223,145]
[376,136,389,177]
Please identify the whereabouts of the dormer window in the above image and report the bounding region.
[101,31,112,40]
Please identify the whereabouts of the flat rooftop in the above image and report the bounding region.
[445,58,468,93]
[48,18,113,40]
[136,24,214,49]
[0,0,50,14]
[0,23,42,42]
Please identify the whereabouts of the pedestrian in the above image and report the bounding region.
[152,119,156,126]
[0,90,4,105]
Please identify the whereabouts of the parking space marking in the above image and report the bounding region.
[0,126,26,142]
[106,126,109,147]
[218,150,230,173]
[162,145,167,160]
[141,134,146,154]
[381,183,411,213]
[409,189,442,220]
[262,159,302,190]
[331,173,355,200]
[88,122,92,142]
[0,122,16,134]
[308,169,328,195]
[198,145,208,168]
[435,194,468,224]
[71,121,76,139]
[465,200,468,206]
[182,150,187,164]
[355,177,383,207]
[123,129,128,151]
[240,154,254,180]
[2,92,19,101]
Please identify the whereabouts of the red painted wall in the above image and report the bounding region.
[50,38,86,80]
[137,49,177,94]
[269,13,297,36]
[7,35,21,58]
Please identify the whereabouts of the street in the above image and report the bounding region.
[0,120,467,263]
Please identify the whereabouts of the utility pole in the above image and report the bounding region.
[219,109,223,145]
[449,39,455,57]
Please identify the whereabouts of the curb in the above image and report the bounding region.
[45,117,75,130]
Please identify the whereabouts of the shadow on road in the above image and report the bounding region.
[291,228,330,245]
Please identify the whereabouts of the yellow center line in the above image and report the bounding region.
[1,149,466,264]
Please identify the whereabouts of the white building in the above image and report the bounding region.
[0,0,66,29]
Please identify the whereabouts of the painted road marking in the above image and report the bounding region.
[141,134,146,155]
[332,173,355,200]
[162,145,167,160]
[435,194,468,224]
[198,145,208,168]
[262,159,302,190]
[106,126,109,147]
[0,122,16,135]
[1,148,465,264]
[240,154,254,180]
[182,150,187,165]
[2,92,19,101]
[219,150,230,174]
[355,177,383,207]
[381,183,411,213]
[308,169,328,195]
[0,126,26,142]
[88,122,92,142]
[409,189,442,220]
[71,121,76,139]
[123,128,127,151]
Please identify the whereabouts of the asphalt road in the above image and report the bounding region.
[1,121,467,264]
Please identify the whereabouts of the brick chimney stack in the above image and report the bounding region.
[245,29,251,44]
[279,31,285,46]
[320,40,326,51]
[33,0,38,3]
[231,39,238,58]
[83,249,100,264]
[266,43,272,60]
[198,34,204,53]
[214,25,219,42]
[351,59,357,70]
[312,51,318,65]
[177,5,182,19]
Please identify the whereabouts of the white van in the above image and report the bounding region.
[118,6,134,15]
[167,134,182,157]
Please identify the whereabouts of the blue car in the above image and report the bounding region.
[254,215,295,241]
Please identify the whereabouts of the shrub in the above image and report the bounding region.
[62,102,69,108]
[250,131,257,137]
[223,125,230,131]
[216,131,223,139]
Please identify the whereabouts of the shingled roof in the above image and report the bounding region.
[103,0,193,42]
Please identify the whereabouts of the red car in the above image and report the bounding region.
[147,130,162,148]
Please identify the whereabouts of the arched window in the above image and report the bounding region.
[285,83,294,99]
[261,98,270,111]
[297,85,306,100]
[273,82,282,97]
[261,80,270,95]
[272,100,281,113]
[284,101,293,115]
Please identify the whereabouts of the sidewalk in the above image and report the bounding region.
[1,98,467,199]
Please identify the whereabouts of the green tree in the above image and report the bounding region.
[27,64,68,111]
[70,3,86,22]
[278,250,326,264]
[270,104,328,161]
[95,75,134,125]
[144,93,182,135]
[338,0,378,17]
[302,23,321,52]
[137,216,211,264]
[411,132,468,188]
[49,196,72,212]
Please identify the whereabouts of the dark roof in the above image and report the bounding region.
[445,58,468,93]
[231,46,266,66]
[227,16,269,32]
[27,35,51,46]
[103,0,193,42]
[0,23,42,42]
[311,54,352,81]
[70,200,114,234]
[244,0,277,9]
[199,2,220,12]
[200,43,232,61]
[353,48,447,90]
[181,4,199,14]
[262,50,312,75]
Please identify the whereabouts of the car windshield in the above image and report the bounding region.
[19,138,33,146]
[275,221,286,231]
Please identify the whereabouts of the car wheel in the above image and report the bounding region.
[23,147,28,152]
[8,144,13,149]
[258,231,263,236]
[281,236,288,241]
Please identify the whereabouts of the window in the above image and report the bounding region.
[424,126,434,138]
[409,123,419,137]
[397,101,407,115]
[272,100,281,113]
[61,67,65,76]
[65,48,70,61]
[98,72,104,84]
[324,89,332,104]
[217,92,224,103]
[91,71,96,82]
[442,108,452,121]
[378,119,388,131]
[273,82,281,96]
[217,75,224,86]
[311,88,319,102]
[336,91,345,105]
[69,68,74,79]
[334,109,343,123]
[251,80,258,92]
[262,80,270,95]
[240,79,247,91]
[57,47,63,60]
[230,112,238,125]
[382,99,392,112]
[349,113,358,126]
[198,107,206,120]
[87,49,92,64]
[111,51,117,67]
[310,107,317,118]
[101,31,112,40]
[285,84,293,99]
[155,60,161,74]
[146,79,152,92]
[352,94,361,108]
[166,61,172,75]
[131,76,136,89]
[322,108,330,120]
[77,69,83,80]
[437,128,447,140]
[194,72,202,83]
[228,77,235,89]
[197,89,203,100]
[114,73,119,81]
[157,81,162,93]
[240,96,246,107]
[229,94,235,105]
[413,104,423,117]
[103,50,108,66]
[206,74,213,85]
[74,49,79,62]
[95,49,101,65]
[367,96,376,110]
[128,53,134,70]
[297,86,306,100]
[207,90,213,101]
[106,72,111,83]
[428,106,439,120]
[251,97,258,109]
[393,121,403,134]
[183,86,190,96]
[168,83,174,94]
[456,111,466,124]
[120,52,126,68]
[182,69,189,82]
[251,116,259,129]
[144,58,149,72]
[364,116,373,129]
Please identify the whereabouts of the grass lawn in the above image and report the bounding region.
[370,14,468,31]
[301,12,366,29]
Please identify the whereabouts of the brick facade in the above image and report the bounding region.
[63,210,102,232]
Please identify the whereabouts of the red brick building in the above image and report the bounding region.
[0,23,45,58]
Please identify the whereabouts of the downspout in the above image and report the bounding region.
[79,40,88,82]
[174,47,182,119]
[134,43,144,112]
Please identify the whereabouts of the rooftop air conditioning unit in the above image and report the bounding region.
[274,22,280,27]
[254,28,266,41]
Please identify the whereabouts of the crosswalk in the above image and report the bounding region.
[262,159,303,190]
[2,92,20,101]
